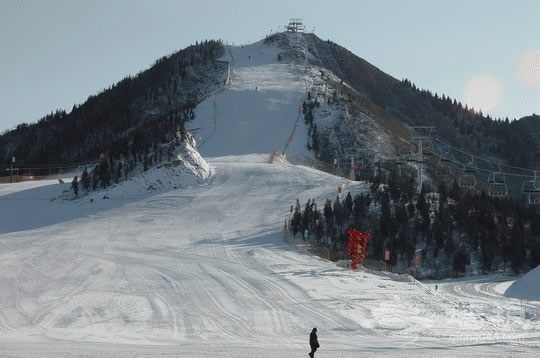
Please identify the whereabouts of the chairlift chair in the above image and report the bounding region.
[405,151,418,163]
[459,174,476,188]
[394,157,405,165]
[488,171,505,184]
[459,163,476,188]
[464,155,476,173]
[440,154,452,163]
[488,169,507,197]
[436,164,451,177]
[439,146,453,163]
[423,149,434,157]
[522,171,540,194]
[463,166,476,175]
[488,183,508,198]
[522,180,540,194]
[528,194,540,205]
[522,172,540,205]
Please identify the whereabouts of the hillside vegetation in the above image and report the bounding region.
[0,40,226,174]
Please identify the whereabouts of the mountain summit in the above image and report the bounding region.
[1,30,538,188]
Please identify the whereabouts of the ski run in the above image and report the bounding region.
[0,36,538,358]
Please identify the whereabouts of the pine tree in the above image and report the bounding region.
[415,188,430,234]
[323,199,334,229]
[291,206,303,239]
[480,233,495,273]
[380,191,395,238]
[311,124,319,152]
[71,176,79,197]
[407,200,416,219]
[80,167,90,191]
[510,220,527,274]
[115,162,123,183]
[395,199,409,227]
[302,199,313,234]
[99,159,110,188]
[449,179,462,201]
[530,237,540,268]
[352,193,371,230]
[91,167,99,190]
[344,192,353,216]
[333,195,343,228]
[453,248,468,273]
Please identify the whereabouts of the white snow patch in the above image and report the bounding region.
[505,265,540,301]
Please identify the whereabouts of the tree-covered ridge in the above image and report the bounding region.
[305,33,540,171]
[0,40,225,172]
[399,79,539,169]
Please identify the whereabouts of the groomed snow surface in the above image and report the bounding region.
[1,38,539,357]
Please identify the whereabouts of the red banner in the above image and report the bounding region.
[346,229,371,269]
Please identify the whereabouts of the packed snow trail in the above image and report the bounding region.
[1,155,538,357]
[0,156,364,345]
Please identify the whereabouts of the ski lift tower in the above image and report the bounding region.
[343,147,363,181]
[286,18,305,33]
[409,126,434,193]
[286,18,305,54]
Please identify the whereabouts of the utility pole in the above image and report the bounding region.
[10,156,15,183]
[350,155,355,181]
[417,139,423,193]
[408,127,434,193]
[343,148,361,181]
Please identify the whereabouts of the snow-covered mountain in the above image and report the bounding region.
[191,37,313,159]
[0,31,539,358]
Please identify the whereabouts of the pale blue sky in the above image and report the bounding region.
[1,0,539,132]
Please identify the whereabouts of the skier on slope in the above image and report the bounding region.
[308,327,319,358]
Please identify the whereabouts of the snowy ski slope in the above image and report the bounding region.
[191,38,322,160]
[0,38,539,357]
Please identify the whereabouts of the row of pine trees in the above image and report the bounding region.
[290,168,540,278]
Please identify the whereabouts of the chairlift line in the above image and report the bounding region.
[433,137,537,177]
[426,137,540,202]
